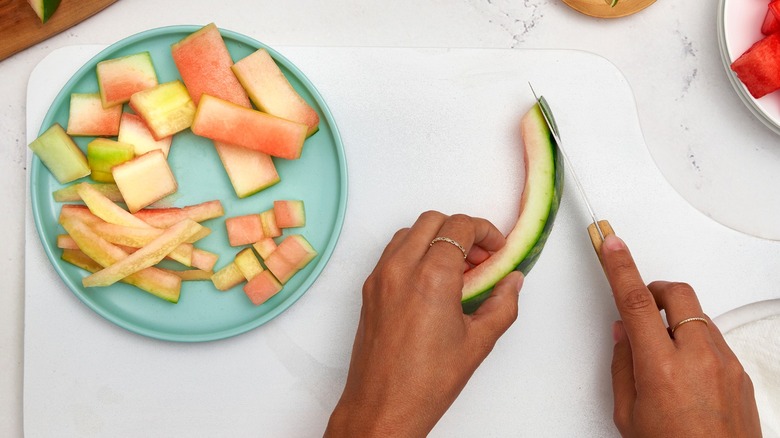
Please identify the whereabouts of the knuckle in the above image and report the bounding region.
[619,286,656,314]
[448,214,472,228]
[665,281,697,298]
[419,210,445,223]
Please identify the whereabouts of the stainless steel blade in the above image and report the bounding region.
[528,83,605,241]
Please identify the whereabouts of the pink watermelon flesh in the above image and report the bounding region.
[67,93,122,136]
[191,248,219,271]
[171,23,278,198]
[171,23,250,107]
[132,200,224,228]
[225,214,264,246]
[232,49,320,136]
[273,200,305,228]
[191,94,308,160]
[97,52,158,108]
[243,270,283,305]
[274,235,317,270]
[264,252,297,284]
[731,33,780,98]
[764,2,780,35]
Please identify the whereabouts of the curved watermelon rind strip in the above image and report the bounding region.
[461,106,564,314]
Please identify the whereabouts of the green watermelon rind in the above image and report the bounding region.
[461,103,564,314]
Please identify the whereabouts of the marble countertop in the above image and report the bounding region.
[3,0,779,436]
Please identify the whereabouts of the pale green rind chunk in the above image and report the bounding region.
[28,123,91,184]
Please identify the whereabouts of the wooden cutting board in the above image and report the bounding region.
[0,0,116,61]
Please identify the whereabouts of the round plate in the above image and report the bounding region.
[718,0,780,135]
[30,25,347,342]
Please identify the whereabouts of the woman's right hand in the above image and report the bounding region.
[601,233,762,437]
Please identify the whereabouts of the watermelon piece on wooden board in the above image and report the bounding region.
[132,200,224,228]
[171,23,250,107]
[129,80,196,139]
[27,0,62,23]
[118,113,172,158]
[234,248,263,281]
[112,150,178,213]
[211,262,245,291]
[243,270,283,305]
[28,123,90,184]
[192,94,308,160]
[87,138,135,183]
[731,33,780,98]
[764,1,780,36]
[97,52,158,108]
[214,141,280,198]
[273,200,305,228]
[67,93,121,137]
[252,237,277,260]
[232,49,320,137]
[225,214,264,246]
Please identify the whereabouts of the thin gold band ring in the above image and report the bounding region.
[670,317,709,337]
[429,236,468,259]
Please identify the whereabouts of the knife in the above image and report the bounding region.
[528,84,614,263]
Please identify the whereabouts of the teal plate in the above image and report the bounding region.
[30,25,347,342]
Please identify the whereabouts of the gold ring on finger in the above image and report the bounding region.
[669,316,708,338]
[430,236,467,259]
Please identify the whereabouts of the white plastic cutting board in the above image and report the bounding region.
[25,46,780,437]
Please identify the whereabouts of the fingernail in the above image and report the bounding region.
[603,234,625,252]
[611,320,626,344]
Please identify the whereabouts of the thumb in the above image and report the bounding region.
[611,320,636,434]
[469,271,523,344]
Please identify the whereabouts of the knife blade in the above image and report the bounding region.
[528,84,614,259]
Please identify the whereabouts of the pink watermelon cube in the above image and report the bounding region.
[67,93,122,137]
[243,270,283,305]
[264,252,297,284]
[225,214,264,246]
[731,33,780,98]
[96,52,158,108]
[264,235,317,284]
[273,200,305,228]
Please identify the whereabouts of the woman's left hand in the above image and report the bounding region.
[325,211,524,437]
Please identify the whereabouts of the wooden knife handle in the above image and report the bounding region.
[587,220,614,266]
